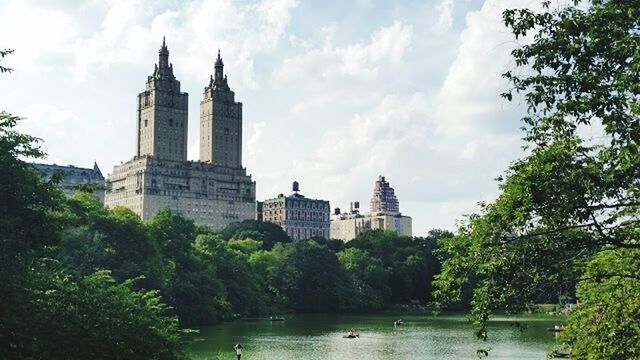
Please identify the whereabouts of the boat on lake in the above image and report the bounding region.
[241,316,285,322]
[343,330,359,339]
[551,350,571,358]
[547,324,565,332]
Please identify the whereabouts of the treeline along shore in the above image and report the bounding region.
[0,113,458,358]
[3,0,640,358]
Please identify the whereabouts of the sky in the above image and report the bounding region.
[0,0,544,235]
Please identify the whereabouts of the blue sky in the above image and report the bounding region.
[0,0,543,234]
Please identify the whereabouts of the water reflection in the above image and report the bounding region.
[186,313,558,359]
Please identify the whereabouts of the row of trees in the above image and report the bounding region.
[57,195,452,321]
[1,107,452,357]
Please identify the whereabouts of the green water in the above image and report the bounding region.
[185,313,561,359]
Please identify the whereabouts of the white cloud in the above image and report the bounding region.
[288,34,312,49]
[433,0,539,138]
[18,103,96,167]
[256,0,533,231]
[247,121,266,157]
[274,21,413,85]
[1,0,546,233]
[433,0,455,34]
[0,1,76,72]
[0,0,298,86]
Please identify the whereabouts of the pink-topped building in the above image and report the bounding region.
[370,175,399,214]
[331,175,411,241]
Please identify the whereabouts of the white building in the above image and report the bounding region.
[330,176,412,241]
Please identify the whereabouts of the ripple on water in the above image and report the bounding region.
[185,313,559,360]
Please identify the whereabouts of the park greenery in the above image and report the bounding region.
[434,0,640,358]
[2,1,639,359]
[1,107,451,358]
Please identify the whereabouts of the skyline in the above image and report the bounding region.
[0,0,542,234]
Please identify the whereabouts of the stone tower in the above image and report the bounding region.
[199,50,243,167]
[136,37,189,162]
[370,175,400,214]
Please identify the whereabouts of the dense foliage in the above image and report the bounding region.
[57,206,452,319]
[434,1,640,358]
[1,106,452,357]
[0,111,185,359]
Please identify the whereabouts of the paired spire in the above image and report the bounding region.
[152,38,230,91]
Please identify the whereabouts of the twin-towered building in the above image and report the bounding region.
[104,39,256,230]
[40,38,411,238]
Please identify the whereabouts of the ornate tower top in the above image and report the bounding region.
[148,37,177,89]
[207,49,231,92]
[370,175,400,214]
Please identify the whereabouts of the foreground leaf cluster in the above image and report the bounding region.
[434,1,640,358]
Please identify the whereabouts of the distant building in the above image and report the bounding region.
[370,175,399,214]
[258,181,330,240]
[104,39,256,230]
[32,162,105,201]
[330,175,412,241]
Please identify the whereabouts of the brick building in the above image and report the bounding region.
[258,181,330,240]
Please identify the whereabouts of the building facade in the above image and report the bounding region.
[330,175,412,241]
[33,162,105,201]
[136,38,189,162]
[258,182,330,240]
[330,212,412,241]
[199,51,243,167]
[370,175,399,214]
[105,39,256,230]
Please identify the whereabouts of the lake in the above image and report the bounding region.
[185,313,561,359]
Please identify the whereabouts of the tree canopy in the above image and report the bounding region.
[434,1,640,357]
[0,111,186,359]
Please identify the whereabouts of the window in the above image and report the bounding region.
[144,119,148,127]
[169,119,173,127]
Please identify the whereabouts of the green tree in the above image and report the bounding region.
[0,111,184,358]
[195,234,270,317]
[147,208,228,326]
[271,240,351,311]
[434,1,640,357]
[348,229,451,304]
[338,248,390,309]
[561,249,640,358]
[58,203,164,289]
[0,111,65,357]
[27,269,185,359]
[219,219,291,249]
